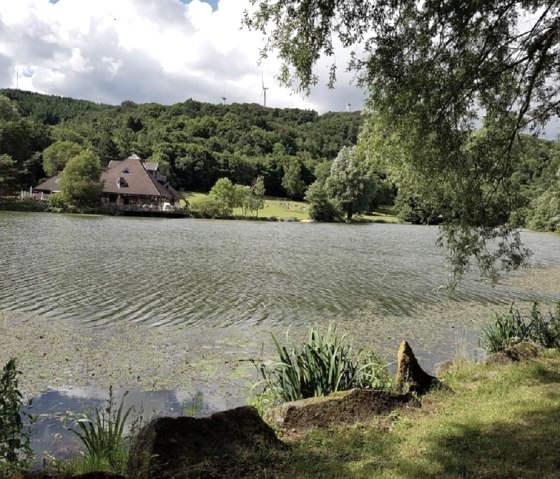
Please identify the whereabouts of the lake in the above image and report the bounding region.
[1,211,559,461]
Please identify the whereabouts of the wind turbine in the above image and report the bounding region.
[261,73,269,108]
[220,96,227,105]
[346,102,351,112]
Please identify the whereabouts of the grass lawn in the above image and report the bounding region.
[234,350,560,478]
[182,192,401,223]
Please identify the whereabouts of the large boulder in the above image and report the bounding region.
[127,406,287,479]
[395,341,439,394]
[265,389,420,432]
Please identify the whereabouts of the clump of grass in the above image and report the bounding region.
[256,323,392,403]
[480,302,560,353]
[62,386,135,475]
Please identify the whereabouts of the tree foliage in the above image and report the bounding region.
[245,0,560,284]
[326,146,377,220]
[43,140,84,176]
[59,150,103,206]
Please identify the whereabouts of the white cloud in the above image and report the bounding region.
[0,0,365,112]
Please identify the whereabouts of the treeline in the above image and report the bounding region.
[0,89,362,199]
[0,90,558,232]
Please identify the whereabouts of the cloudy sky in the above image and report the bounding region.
[0,0,366,113]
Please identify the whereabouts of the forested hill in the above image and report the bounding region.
[1,89,363,195]
[1,88,110,124]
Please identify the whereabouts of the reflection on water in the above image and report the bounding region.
[31,384,237,467]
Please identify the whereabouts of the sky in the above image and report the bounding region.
[0,0,366,113]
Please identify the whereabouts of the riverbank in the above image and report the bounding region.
[229,348,560,478]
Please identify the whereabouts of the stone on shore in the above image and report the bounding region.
[395,341,440,394]
[265,389,420,432]
[127,406,287,479]
[486,342,544,364]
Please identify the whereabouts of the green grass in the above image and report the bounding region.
[183,192,401,223]
[225,350,560,478]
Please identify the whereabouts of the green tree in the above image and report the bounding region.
[305,181,341,222]
[281,158,306,199]
[0,96,20,122]
[251,175,266,217]
[326,146,376,220]
[59,150,103,206]
[245,0,559,283]
[42,140,84,177]
[208,177,241,216]
[0,154,17,197]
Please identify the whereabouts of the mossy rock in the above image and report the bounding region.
[395,341,440,394]
[486,342,544,364]
[265,389,420,432]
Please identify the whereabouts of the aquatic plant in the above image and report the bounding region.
[480,302,560,353]
[63,386,133,475]
[0,358,34,479]
[256,323,392,402]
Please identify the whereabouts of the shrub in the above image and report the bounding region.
[47,192,69,211]
[480,302,560,353]
[192,196,230,218]
[256,323,391,403]
[63,387,134,475]
[0,359,34,479]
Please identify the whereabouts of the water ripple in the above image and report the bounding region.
[2,212,559,335]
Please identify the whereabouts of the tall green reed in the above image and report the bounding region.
[256,323,391,402]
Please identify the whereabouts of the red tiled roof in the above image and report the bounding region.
[101,157,177,198]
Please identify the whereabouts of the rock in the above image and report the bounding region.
[486,342,544,364]
[265,389,420,432]
[395,341,439,394]
[127,406,287,479]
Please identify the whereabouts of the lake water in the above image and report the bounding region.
[3,212,558,330]
[1,211,559,461]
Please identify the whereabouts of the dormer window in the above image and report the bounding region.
[117,177,128,188]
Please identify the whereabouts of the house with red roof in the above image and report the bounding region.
[33,154,181,210]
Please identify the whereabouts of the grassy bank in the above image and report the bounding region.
[183,192,401,223]
[240,350,560,478]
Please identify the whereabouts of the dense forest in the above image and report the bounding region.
[0,89,558,232]
[0,89,362,197]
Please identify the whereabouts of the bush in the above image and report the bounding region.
[0,199,47,212]
[480,302,560,353]
[256,323,391,403]
[0,359,34,479]
[192,196,231,218]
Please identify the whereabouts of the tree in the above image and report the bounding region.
[281,158,306,199]
[326,146,377,220]
[0,96,20,122]
[245,0,559,283]
[42,140,84,177]
[59,150,103,206]
[305,181,341,222]
[0,154,17,197]
[208,178,242,216]
[251,175,266,217]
